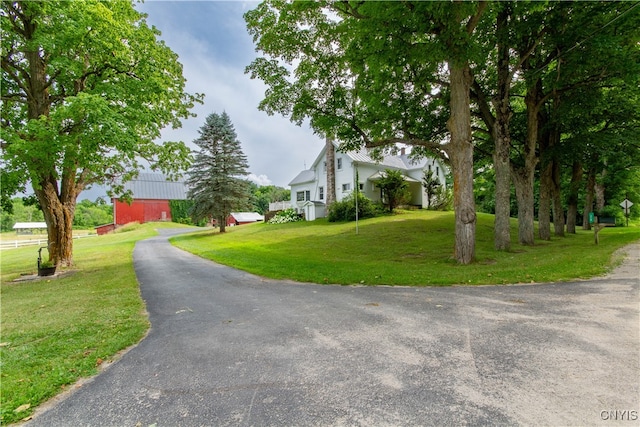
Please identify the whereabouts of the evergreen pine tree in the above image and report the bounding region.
[186,112,250,232]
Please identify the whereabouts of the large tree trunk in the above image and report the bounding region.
[492,6,512,251]
[538,122,563,239]
[512,83,540,245]
[493,133,512,251]
[512,168,536,245]
[551,159,565,237]
[538,159,552,241]
[33,176,78,267]
[566,161,583,233]
[447,61,476,264]
[537,106,551,241]
[595,167,607,213]
[325,137,336,206]
[583,167,596,230]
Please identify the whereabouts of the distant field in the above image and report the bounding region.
[171,210,640,286]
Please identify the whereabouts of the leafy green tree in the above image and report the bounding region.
[249,183,290,214]
[0,197,45,231]
[470,1,639,244]
[1,0,201,266]
[375,169,410,213]
[246,1,486,263]
[72,199,113,228]
[186,112,250,233]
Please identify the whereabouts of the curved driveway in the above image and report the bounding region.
[29,229,639,426]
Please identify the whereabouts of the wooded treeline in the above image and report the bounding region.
[245,1,640,263]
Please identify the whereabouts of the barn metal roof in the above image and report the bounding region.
[122,173,188,200]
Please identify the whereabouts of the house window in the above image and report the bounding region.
[342,183,351,192]
[337,158,343,170]
[323,161,327,172]
[319,186,324,200]
[436,166,440,177]
[297,191,310,201]
[359,183,364,191]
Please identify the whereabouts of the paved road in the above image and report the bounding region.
[29,230,639,426]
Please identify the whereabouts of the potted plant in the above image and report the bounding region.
[37,246,56,276]
[37,260,56,277]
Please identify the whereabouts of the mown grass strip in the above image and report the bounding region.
[171,211,640,286]
[0,222,193,424]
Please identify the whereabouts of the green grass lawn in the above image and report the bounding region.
[171,210,640,286]
[1,213,637,424]
[0,222,194,424]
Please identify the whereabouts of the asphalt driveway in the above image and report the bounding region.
[28,229,639,426]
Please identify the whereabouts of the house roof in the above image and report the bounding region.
[309,141,421,171]
[120,173,188,200]
[289,169,315,186]
[399,154,430,170]
[230,212,264,222]
[292,140,446,187]
[347,148,407,170]
[367,171,420,182]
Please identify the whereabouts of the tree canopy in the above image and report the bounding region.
[246,1,639,263]
[246,0,486,263]
[1,0,202,265]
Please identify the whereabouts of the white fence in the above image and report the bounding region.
[268,201,292,212]
[0,234,97,250]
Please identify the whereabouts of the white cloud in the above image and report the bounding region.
[78,2,326,201]
[247,173,272,186]
[136,1,325,188]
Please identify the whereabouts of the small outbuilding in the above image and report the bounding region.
[226,212,264,227]
[94,223,116,235]
[13,222,48,235]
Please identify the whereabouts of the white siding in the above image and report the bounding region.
[289,142,447,219]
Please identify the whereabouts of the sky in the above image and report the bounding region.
[82,0,325,200]
[136,0,325,185]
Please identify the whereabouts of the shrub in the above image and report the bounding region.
[328,192,378,222]
[597,205,624,225]
[268,208,303,224]
[169,200,195,224]
[430,187,453,211]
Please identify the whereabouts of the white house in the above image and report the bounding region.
[289,141,447,220]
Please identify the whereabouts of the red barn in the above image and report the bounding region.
[113,173,188,225]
